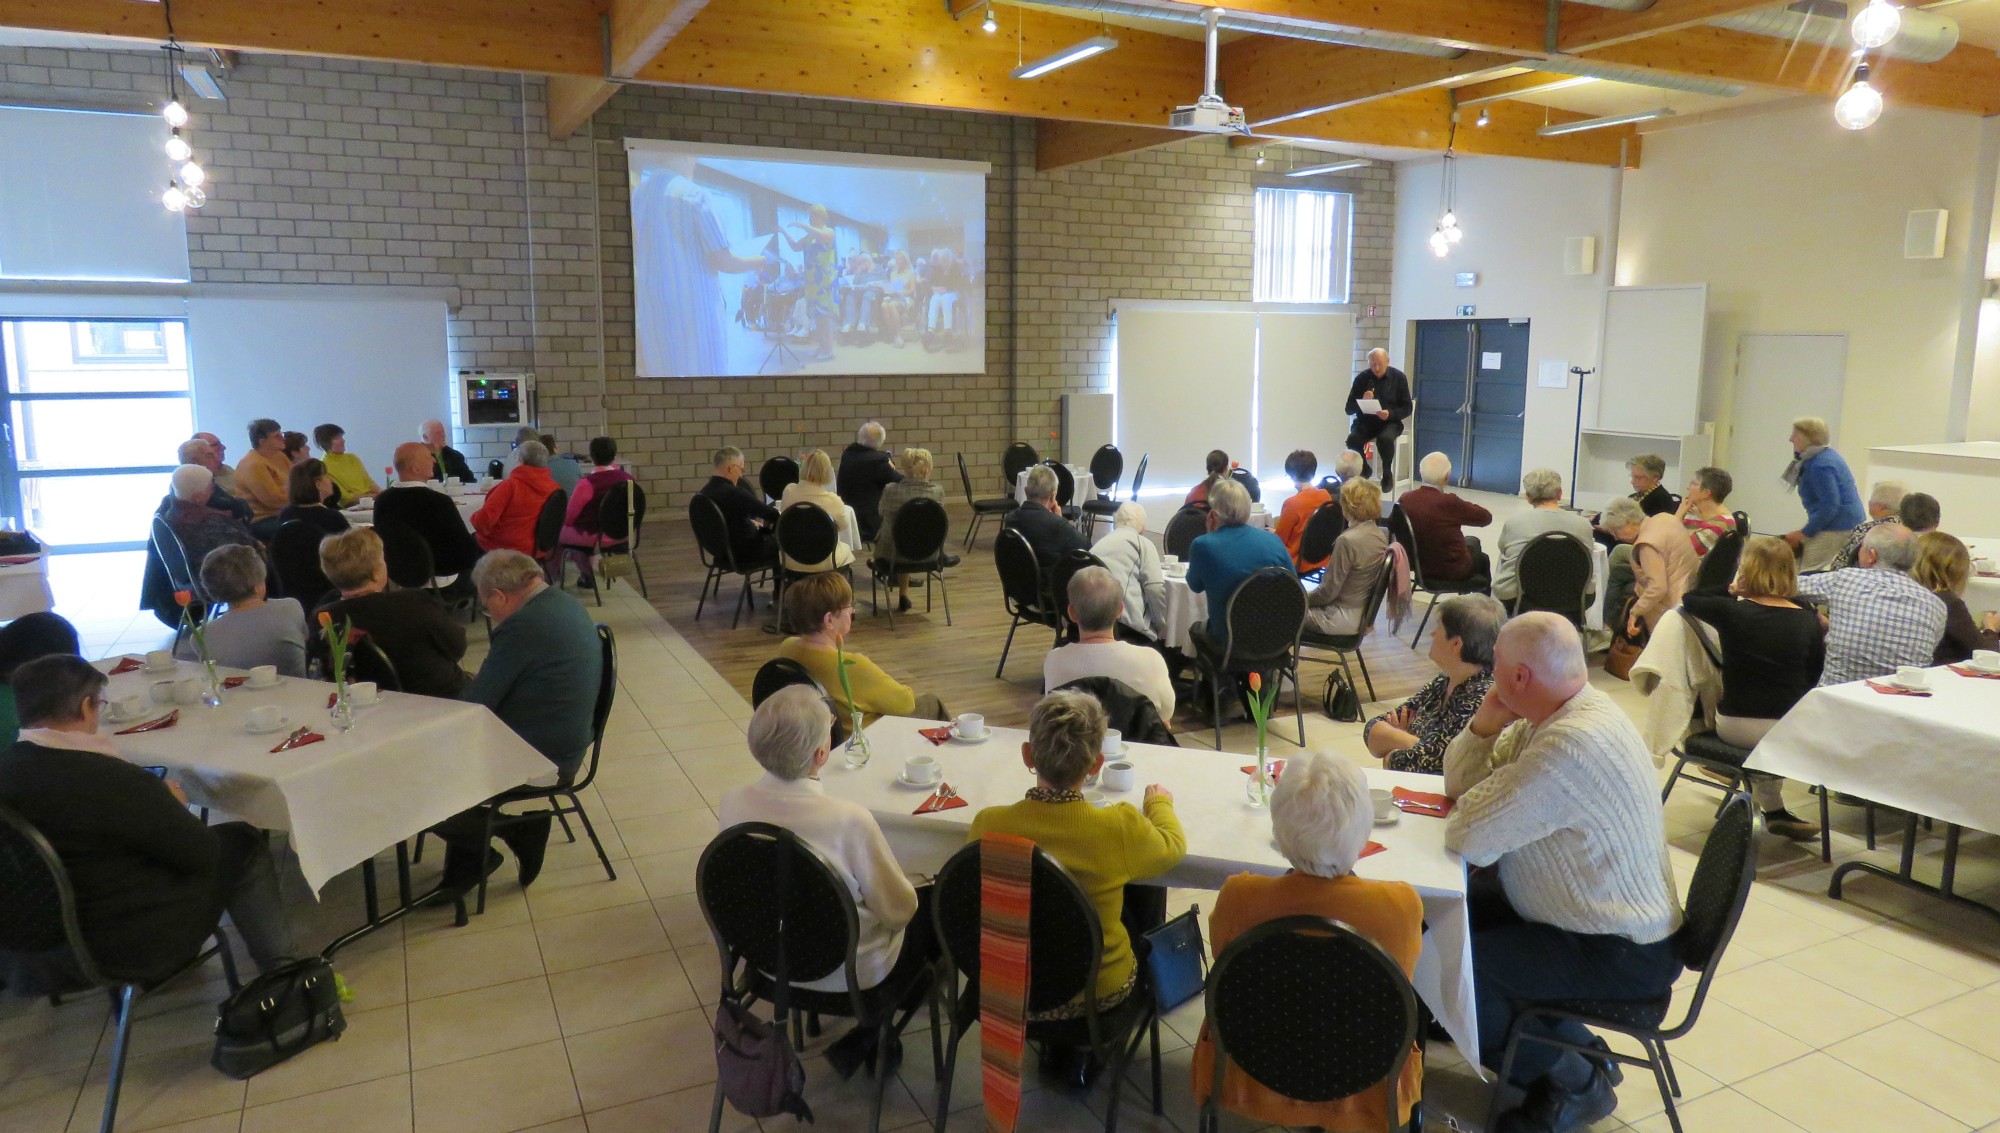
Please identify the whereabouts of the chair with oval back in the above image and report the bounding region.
[1001,442,1040,494]
[867,495,953,627]
[958,452,1015,550]
[687,495,772,630]
[1192,566,1308,750]
[1513,531,1595,627]
[1163,507,1209,561]
[1295,502,1348,584]
[759,455,801,505]
[994,527,1059,677]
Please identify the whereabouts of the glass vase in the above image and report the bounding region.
[1245,740,1274,808]
[843,709,871,769]
[201,659,224,707]
[329,680,355,732]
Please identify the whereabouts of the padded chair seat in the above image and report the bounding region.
[1533,996,1672,1030]
[1423,573,1490,594]
[1299,627,1365,651]
[1081,498,1120,516]
[744,965,929,1020]
[1191,625,1291,672]
[1681,731,1753,768]
[971,497,1014,515]
[871,551,962,574]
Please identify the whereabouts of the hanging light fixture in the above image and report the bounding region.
[165,132,191,162]
[1430,117,1463,257]
[1835,60,1885,130]
[1254,149,1265,166]
[157,0,205,211]
[1850,0,1902,50]
[1475,108,1490,127]
[981,3,998,33]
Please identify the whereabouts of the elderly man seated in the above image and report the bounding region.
[838,421,905,543]
[433,550,603,895]
[1398,452,1493,583]
[1332,449,1366,484]
[1192,753,1424,1131]
[420,417,476,484]
[176,544,307,676]
[174,437,253,524]
[0,655,295,986]
[1044,566,1175,723]
[1796,522,1946,687]
[1084,503,1168,643]
[471,440,559,555]
[376,441,485,585]
[1900,490,1941,535]
[1186,478,1294,650]
[160,464,259,592]
[1443,613,1683,1133]
[1002,464,1088,571]
[1829,480,1906,571]
[316,527,469,698]
[193,431,241,496]
[698,445,780,567]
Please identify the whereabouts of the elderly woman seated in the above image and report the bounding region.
[1086,502,1168,642]
[776,571,946,722]
[1304,478,1391,637]
[874,447,950,610]
[1192,752,1423,1130]
[175,544,308,676]
[967,689,1185,1084]
[163,463,258,591]
[778,449,856,573]
[1598,496,1698,641]
[1492,469,1597,608]
[718,684,934,1076]
[1365,595,1503,774]
[276,458,350,537]
[315,527,469,697]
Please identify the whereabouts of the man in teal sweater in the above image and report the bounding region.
[436,550,603,894]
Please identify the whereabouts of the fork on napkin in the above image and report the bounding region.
[1239,760,1287,778]
[270,727,325,753]
[918,725,955,746]
[915,783,966,815]
[114,709,179,735]
[1864,680,1933,697]
[1392,786,1455,817]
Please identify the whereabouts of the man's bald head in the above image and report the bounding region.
[1492,613,1589,723]
[393,441,434,480]
[1367,348,1389,376]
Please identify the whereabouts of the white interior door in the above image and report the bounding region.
[1729,333,1847,535]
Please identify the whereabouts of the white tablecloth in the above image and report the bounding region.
[1964,536,1999,617]
[93,657,552,894]
[821,716,1480,1069]
[1747,665,2000,837]
[0,553,54,620]
[1014,463,1094,504]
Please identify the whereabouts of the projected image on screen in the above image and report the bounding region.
[626,140,989,379]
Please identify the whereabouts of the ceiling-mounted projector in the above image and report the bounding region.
[1171,8,1248,135]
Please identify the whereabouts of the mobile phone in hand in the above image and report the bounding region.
[142,765,170,779]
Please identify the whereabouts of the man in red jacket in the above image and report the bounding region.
[471,440,560,555]
[1398,452,1492,584]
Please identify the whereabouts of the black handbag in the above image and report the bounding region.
[1323,669,1362,723]
[1142,904,1206,1012]
[211,956,347,1079]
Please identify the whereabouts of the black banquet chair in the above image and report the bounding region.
[1691,511,1751,592]
[775,502,848,619]
[1512,531,1594,627]
[1295,501,1347,584]
[993,527,1060,678]
[687,495,776,630]
[1227,466,1261,504]
[1486,793,1759,1133]
[867,495,953,627]
[699,822,941,1133]
[530,488,569,584]
[1001,441,1040,495]
[759,454,801,505]
[1163,506,1208,561]
[1193,567,1307,750]
[1079,444,1127,535]
[930,840,1162,1133]
[270,520,334,608]
[1199,915,1420,1133]
[1299,552,1396,705]
[958,452,1015,550]
[1386,502,1490,645]
[1045,460,1083,524]
[0,802,242,1133]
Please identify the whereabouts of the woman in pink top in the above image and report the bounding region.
[559,436,638,586]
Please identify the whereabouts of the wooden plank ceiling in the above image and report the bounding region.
[4,0,1999,172]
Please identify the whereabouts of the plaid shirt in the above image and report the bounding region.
[1796,567,1946,686]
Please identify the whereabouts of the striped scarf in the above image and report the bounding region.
[978,832,1035,1133]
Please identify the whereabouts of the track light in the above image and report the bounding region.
[1285,159,1370,177]
[1851,0,1901,50]
[1536,108,1676,136]
[1835,62,1884,130]
[1010,35,1118,79]
[982,3,998,33]
[1475,108,1490,127]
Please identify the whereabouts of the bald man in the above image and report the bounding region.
[1343,348,1412,491]
[1443,613,1683,1133]
[376,441,483,581]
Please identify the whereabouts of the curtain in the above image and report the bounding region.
[1252,187,1352,304]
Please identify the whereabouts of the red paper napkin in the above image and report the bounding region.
[918,725,954,746]
[1864,680,1933,697]
[1392,786,1455,817]
[1239,760,1287,778]
[1947,665,2000,681]
[222,675,249,689]
[914,786,967,815]
[108,657,145,675]
[326,691,339,709]
[114,709,179,735]
[271,732,326,753]
[1360,841,1387,859]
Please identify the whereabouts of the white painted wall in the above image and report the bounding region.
[1389,155,1617,487]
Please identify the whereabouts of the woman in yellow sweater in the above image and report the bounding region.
[775,571,947,721]
[313,423,379,504]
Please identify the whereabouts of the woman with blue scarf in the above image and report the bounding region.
[1780,416,1865,572]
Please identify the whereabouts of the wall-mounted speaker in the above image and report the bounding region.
[1905,209,1948,260]
[1564,235,1596,276]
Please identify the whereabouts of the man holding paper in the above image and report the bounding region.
[1344,348,1413,491]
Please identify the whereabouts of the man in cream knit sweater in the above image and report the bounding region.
[1443,613,1684,1133]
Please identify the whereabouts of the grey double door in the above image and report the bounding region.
[1410,318,1528,495]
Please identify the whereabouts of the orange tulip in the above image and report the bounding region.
[173,589,192,607]
[316,611,333,629]
[1247,672,1262,692]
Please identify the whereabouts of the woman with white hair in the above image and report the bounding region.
[174,544,307,676]
[1191,752,1423,1129]
[1598,496,1698,640]
[1491,469,1597,606]
[1085,502,1169,641]
[161,463,259,593]
[778,449,856,573]
[873,447,948,610]
[1780,416,1864,571]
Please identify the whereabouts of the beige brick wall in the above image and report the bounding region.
[0,47,1393,502]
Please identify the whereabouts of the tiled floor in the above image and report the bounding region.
[5,554,2000,1132]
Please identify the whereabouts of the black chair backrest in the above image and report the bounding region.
[487,459,505,481]
[1163,507,1208,560]
[596,480,647,545]
[1087,444,1123,494]
[1052,675,1177,747]
[751,657,823,706]
[1694,527,1746,591]
[933,841,1100,1016]
[1206,915,1418,1104]
[885,496,950,566]
[759,456,801,504]
[1733,509,1750,537]
[1678,794,1756,973]
[1514,532,1593,625]
[270,521,332,604]
[532,489,569,557]
[1297,502,1347,568]
[994,527,1048,619]
[776,502,839,566]
[1001,442,1040,489]
[0,802,95,974]
[1045,461,1076,507]
[1129,453,1148,498]
[1352,551,1397,637]
[586,625,617,763]
[1047,549,1105,627]
[699,822,858,990]
[1219,566,1308,669]
[150,516,197,594]
[350,636,403,692]
[375,521,435,590]
[1316,475,1341,494]
[1228,467,1261,504]
[956,452,979,505]
[688,495,735,569]
[1384,504,1419,575]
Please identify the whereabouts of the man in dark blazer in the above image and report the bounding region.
[0,655,293,986]
[837,421,904,542]
[1003,465,1089,571]
[421,418,476,484]
[697,446,779,566]
[1344,348,1414,491]
[376,442,484,580]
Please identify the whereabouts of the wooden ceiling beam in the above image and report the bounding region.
[1257,91,1639,167]
[547,75,622,140]
[1558,0,1782,52]
[610,0,710,78]
[1221,37,1515,126]
[1450,70,1583,107]
[1035,120,1185,171]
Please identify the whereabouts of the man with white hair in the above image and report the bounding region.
[1332,449,1366,483]
[161,464,257,589]
[1186,478,1295,650]
[1444,613,1682,1132]
[1796,522,1945,687]
[192,431,240,496]
[837,421,904,542]
[175,436,254,524]
[1084,502,1168,641]
[375,441,484,584]
[1829,480,1906,570]
[1343,348,1412,491]
[1003,464,1088,571]
[419,418,475,484]
[1044,566,1175,721]
[1398,451,1493,583]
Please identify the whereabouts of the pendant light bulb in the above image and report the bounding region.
[982,4,998,33]
[1441,210,1457,229]
[163,183,188,212]
[1254,150,1266,166]
[1429,229,1450,257]
[162,99,189,128]
[1475,108,1490,127]
[1446,222,1464,244]
[165,133,191,162]
[1834,65,1884,130]
[183,185,206,209]
[179,160,205,188]
[1850,0,1901,50]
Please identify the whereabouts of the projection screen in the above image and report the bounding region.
[625,139,989,378]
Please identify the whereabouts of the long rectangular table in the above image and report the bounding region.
[819,716,1481,1069]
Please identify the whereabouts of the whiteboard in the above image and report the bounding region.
[1730,333,1847,535]
[1595,284,1707,435]
[187,292,450,481]
[1114,308,1256,488]
[1256,310,1353,479]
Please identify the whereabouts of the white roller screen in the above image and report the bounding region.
[1114,308,1255,490]
[1255,310,1354,479]
[0,107,190,283]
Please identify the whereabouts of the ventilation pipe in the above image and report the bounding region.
[1024,0,1466,58]
[1566,0,1960,63]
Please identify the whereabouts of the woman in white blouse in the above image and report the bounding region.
[1087,503,1169,642]
[778,449,856,572]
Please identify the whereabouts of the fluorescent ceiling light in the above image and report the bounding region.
[1286,159,1370,177]
[179,62,225,101]
[1455,75,1597,110]
[1011,35,1118,79]
[1537,107,1676,136]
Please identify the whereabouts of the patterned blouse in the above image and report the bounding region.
[1371,671,1495,775]
[1682,510,1739,556]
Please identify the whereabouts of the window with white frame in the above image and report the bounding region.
[1252,186,1353,304]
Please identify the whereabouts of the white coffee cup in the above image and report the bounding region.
[109,694,145,721]
[1974,557,1998,573]
[246,704,283,732]
[1370,789,1395,822]
[1161,555,1180,566]
[249,664,279,686]
[1100,760,1136,792]
[1972,649,2000,670]
[349,680,380,706]
[904,754,941,785]
[144,649,175,672]
[954,713,986,739]
[1896,665,1930,689]
[172,678,203,706]
[149,680,177,704]
[1101,728,1123,756]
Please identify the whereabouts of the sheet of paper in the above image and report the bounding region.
[1356,398,1382,414]
[1537,359,1570,389]
[1481,351,1502,370]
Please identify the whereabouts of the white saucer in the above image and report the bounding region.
[1891,678,1933,692]
[142,664,178,675]
[1101,743,1128,759]
[244,716,292,736]
[949,727,991,744]
[1373,810,1401,828]
[896,773,944,790]
[1963,662,2000,675]
[1083,789,1109,807]
[244,676,284,690]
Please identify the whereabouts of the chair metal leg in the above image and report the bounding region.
[1291,662,1305,747]
[1865,802,1877,850]
[933,1002,969,1133]
[571,796,618,881]
[996,616,1020,678]
[1485,1022,1526,1133]
[99,984,139,1133]
[1645,1040,1684,1133]
[631,556,649,598]
[708,1078,729,1133]
[867,1019,893,1133]
[1820,785,1833,864]
[1661,758,1685,805]
[1356,648,1377,703]
[730,576,752,630]
[1657,1039,1682,1097]
[475,806,496,915]
[1210,666,1226,751]
[1411,592,1436,646]
[937,571,952,626]
[556,810,576,844]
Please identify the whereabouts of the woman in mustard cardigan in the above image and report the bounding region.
[775,571,947,722]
